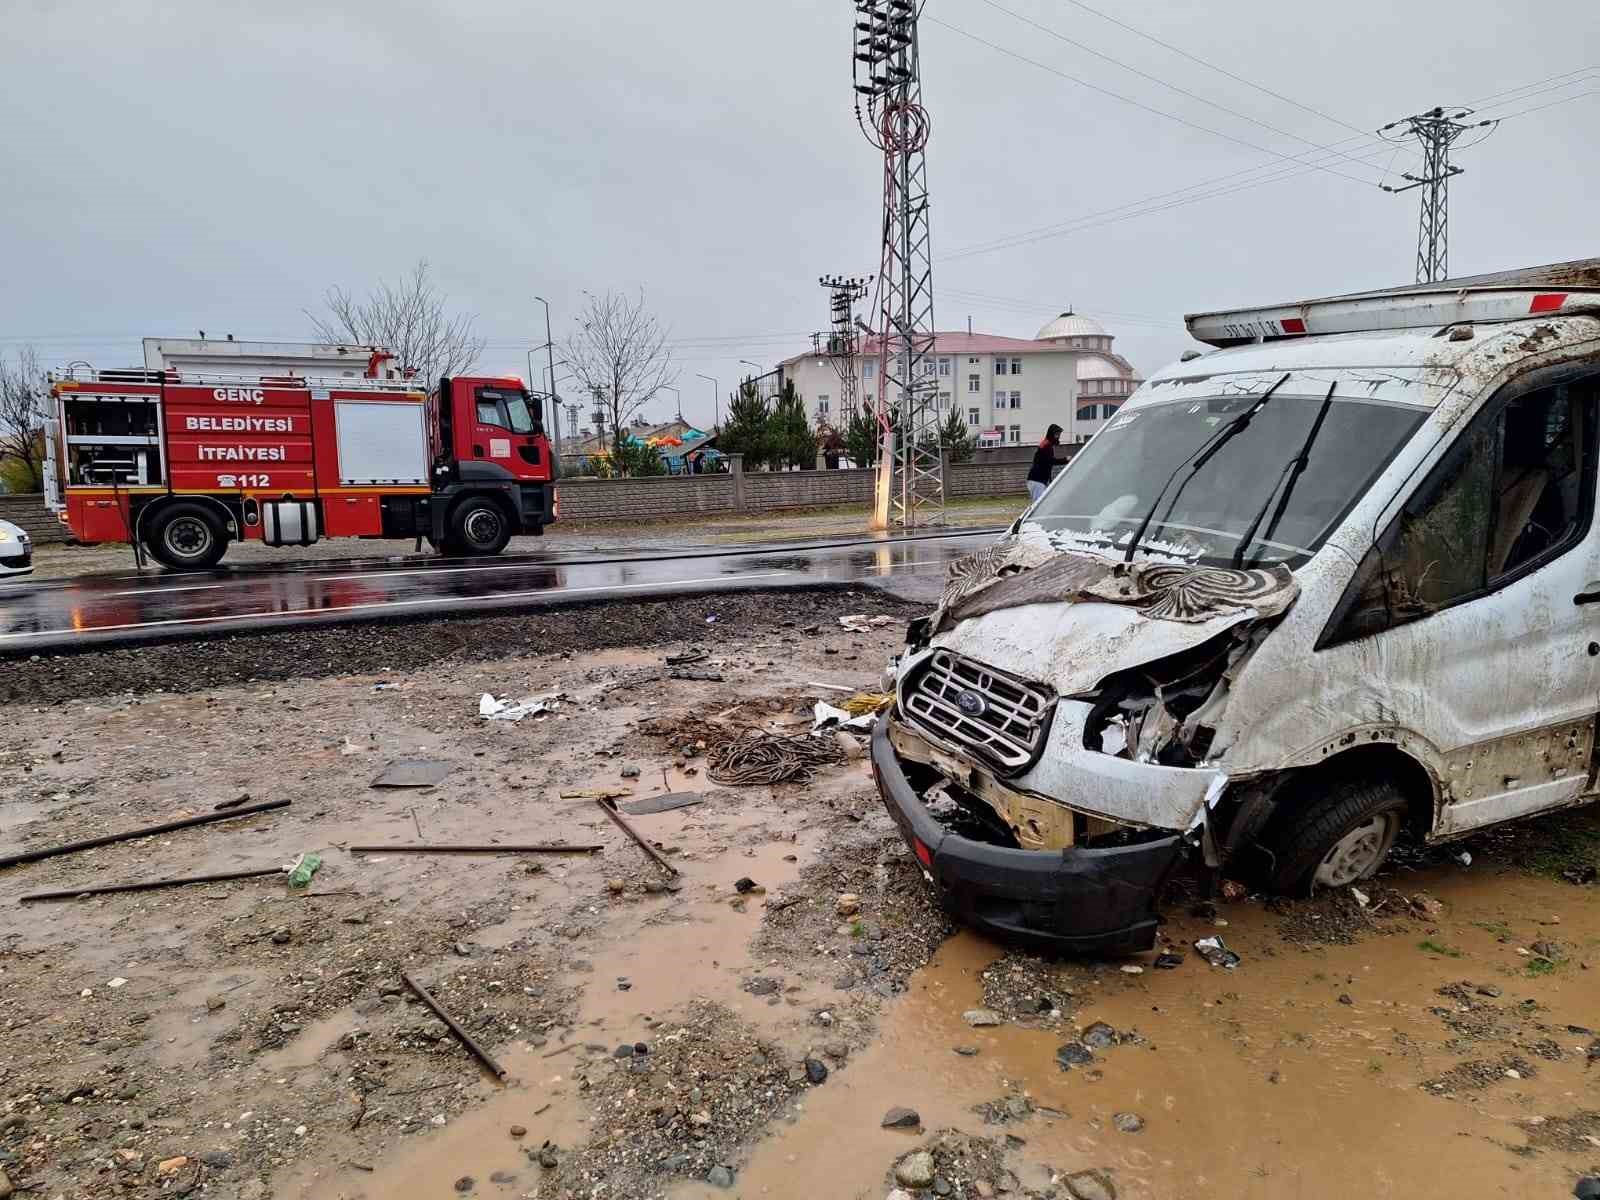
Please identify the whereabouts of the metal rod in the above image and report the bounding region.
[347,844,602,855]
[595,799,679,878]
[402,971,508,1080]
[0,799,292,871]
[19,866,285,903]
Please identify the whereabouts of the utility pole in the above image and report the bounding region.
[695,373,720,431]
[853,0,943,529]
[1378,107,1497,284]
[818,274,872,450]
[534,296,562,470]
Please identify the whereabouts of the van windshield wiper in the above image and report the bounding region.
[1232,380,1336,568]
[1123,372,1290,564]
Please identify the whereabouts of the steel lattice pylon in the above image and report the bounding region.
[817,275,872,438]
[1379,106,1497,284]
[853,0,943,529]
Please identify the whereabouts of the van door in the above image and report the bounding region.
[1322,363,1600,836]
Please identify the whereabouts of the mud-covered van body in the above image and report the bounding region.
[872,260,1600,953]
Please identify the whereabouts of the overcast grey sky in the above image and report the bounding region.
[2,0,1595,428]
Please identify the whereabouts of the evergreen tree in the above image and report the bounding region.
[938,405,974,463]
[768,380,819,470]
[845,400,880,469]
[718,378,770,469]
[615,439,667,477]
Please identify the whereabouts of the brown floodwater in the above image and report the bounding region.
[681,864,1600,1200]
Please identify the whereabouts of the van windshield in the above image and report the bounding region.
[1030,393,1426,567]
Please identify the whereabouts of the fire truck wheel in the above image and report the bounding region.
[148,503,228,570]
[449,497,512,556]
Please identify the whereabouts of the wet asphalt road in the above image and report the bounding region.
[0,529,999,653]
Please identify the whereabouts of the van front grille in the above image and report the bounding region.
[902,650,1053,772]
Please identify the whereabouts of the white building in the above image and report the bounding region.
[777,311,1141,446]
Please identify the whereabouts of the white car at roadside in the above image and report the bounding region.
[0,518,34,577]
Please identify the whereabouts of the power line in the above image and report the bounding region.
[973,0,1397,177]
[939,79,1594,264]
[1038,0,1394,145]
[943,137,1400,262]
[926,14,1387,189]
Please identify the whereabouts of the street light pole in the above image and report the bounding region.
[534,296,561,472]
[695,373,719,431]
[662,385,682,423]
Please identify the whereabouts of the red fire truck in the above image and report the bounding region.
[47,343,555,569]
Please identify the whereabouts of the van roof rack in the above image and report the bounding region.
[1186,257,1600,348]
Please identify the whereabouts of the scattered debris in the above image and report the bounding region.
[882,1106,922,1129]
[811,700,878,734]
[402,971,508,1080]
[0,798,291,870]
[286,851,322,888]
[596,799,679,878]
[478,691,562,721]
[963,1009,1003,1027]
[839,613,896,633]
[620,792,705,816]
[1112,1111,1146,1133]
[369,759,452,789]
[733,877,761,894]
[1153,952,1183,970]
[707,730,843,785]
[841,691,894,716]
[19,864,287,904]
[1193,936,1240,969]
[835,892,861,917]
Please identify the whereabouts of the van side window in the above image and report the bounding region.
[1320,372,1597,647]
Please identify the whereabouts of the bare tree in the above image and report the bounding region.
[0,346,48,492]
[308,259,485,385]
[560,290,674,472]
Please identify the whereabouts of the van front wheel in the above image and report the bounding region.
[1261,777,1405,895]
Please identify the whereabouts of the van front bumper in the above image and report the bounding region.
[871,717,1183,955]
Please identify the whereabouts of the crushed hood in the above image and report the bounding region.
[934,596,1257,698]
[927,525,1299,695]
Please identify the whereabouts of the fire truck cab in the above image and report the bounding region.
[46,339,555,569]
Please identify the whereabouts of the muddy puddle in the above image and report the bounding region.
[683,862,1600,1200]
[289,767,858,1199]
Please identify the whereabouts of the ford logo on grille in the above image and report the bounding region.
[955,688,988,717]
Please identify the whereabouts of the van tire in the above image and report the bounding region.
[147,503,228,570]
[1259,777,1406,896]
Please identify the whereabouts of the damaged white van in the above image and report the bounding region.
[873,259,1600,954]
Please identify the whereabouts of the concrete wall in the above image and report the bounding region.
[0,494,69,542]
[556,460,1028,523]
[554,474,738,522]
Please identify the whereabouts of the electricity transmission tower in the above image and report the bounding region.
[853,0,944,529]
[1378,106,1498,284]
[817,274,872,443]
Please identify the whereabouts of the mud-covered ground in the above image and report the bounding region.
[3,594,1599,1200]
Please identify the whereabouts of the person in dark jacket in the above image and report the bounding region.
[1026,423,1064,502]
